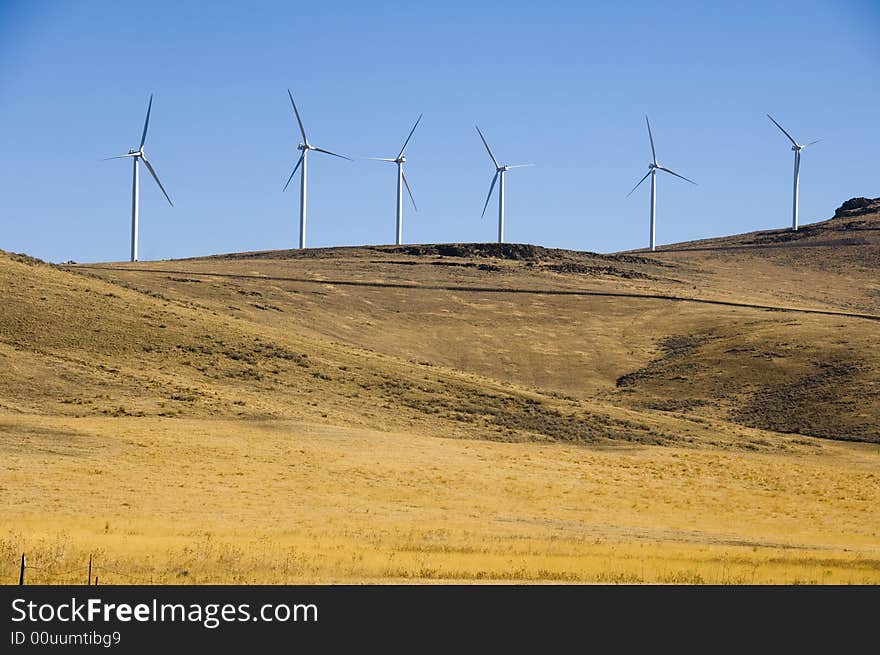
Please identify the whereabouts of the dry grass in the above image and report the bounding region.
[1,415,878,584]
[1,203,879,584]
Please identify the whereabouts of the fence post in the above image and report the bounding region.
[88,554,93,586]
[19,553,26,585]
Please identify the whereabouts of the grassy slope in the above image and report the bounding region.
[0,251,707,446]
[1,200,878,583]
[65,201,880,443]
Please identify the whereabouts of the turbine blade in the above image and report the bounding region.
[402,171,418,212]
[475,125,500,169]
[366,157,397,162]
[506,164,535,169]
[312,146,353,161]
[140,156,173,206]
[481,171,499,218]
[657,166,697,185]
[646,115,657,165]
[288,89,308,144]
[397,113,423,159]
[767,114,799,148]
[102,154,135,160]
[626,171,652,198]
[283,153,304,192]
[139,94,153,150]
[803,139,821,148]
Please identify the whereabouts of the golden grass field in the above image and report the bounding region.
[1,198,878,583]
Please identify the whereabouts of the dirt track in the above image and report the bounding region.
[67,264,880,323]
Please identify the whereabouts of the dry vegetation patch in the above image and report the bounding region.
[1,205,879,584]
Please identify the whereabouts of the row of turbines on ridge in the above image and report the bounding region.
[106,90,820,262]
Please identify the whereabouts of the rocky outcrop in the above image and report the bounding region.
[834,197,880,218]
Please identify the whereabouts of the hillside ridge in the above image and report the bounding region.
[2,197,879,445]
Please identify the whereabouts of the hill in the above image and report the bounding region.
[0,198,878,584]
[57,197,880,443]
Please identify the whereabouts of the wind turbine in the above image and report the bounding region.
[104,94,173,262]
[767,114,820,231]
[627,116,696,252]
[368,114,422,245]
[283,90,352,249]
[476,126,534,244]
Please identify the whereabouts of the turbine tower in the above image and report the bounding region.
[476,126,534,243]
[368,114,422,245]
[104,94,173,262]
[767,114,820,231]
[627,116,696,252]
[283,90,352,249]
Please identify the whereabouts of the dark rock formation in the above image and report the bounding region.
[834,197,880,218]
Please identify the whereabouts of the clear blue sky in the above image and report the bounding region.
[1,0,878,262]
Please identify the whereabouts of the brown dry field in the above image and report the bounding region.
[1,199,878,584]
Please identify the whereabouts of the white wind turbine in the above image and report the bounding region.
[767,114,820,231]
[283,90,352,249]
[104,94,173,262]
[476,126,534,243]
[627,116,696,252]
[368,114,422,245]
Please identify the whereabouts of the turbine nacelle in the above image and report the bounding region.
[626,115,696,230]
[103,94,172,209]
[768,115,818,154]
